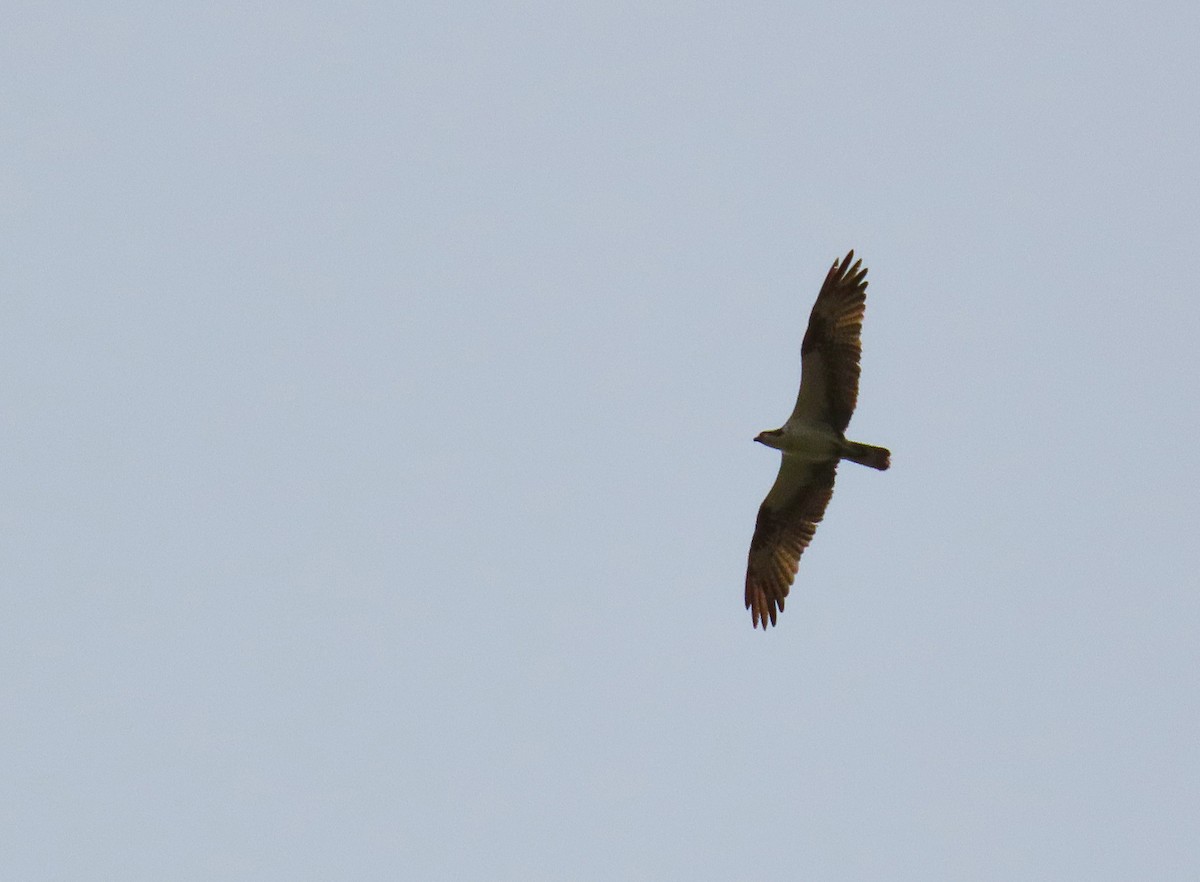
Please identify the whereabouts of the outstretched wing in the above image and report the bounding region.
[745,457,838,628]
[788,250,868,434]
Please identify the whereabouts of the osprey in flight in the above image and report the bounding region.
[745,250,890,629]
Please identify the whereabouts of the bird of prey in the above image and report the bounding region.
[745,250,890,629]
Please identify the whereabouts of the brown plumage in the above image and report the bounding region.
[799,253,869,433]
[745,250,890,629]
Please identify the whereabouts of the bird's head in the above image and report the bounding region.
[754,429,785,450]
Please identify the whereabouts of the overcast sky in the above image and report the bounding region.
[4,2,1199,879]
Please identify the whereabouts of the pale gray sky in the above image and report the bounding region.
[4,2,1199,879]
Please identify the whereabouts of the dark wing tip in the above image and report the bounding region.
[746,587,782,629]
[821,249,868,298]
[837,249,866,283]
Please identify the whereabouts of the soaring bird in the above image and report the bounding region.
[745,250,890,629]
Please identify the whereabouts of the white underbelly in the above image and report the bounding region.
[781,420,841,459]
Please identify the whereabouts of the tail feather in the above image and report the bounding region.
[843,440,890,471]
